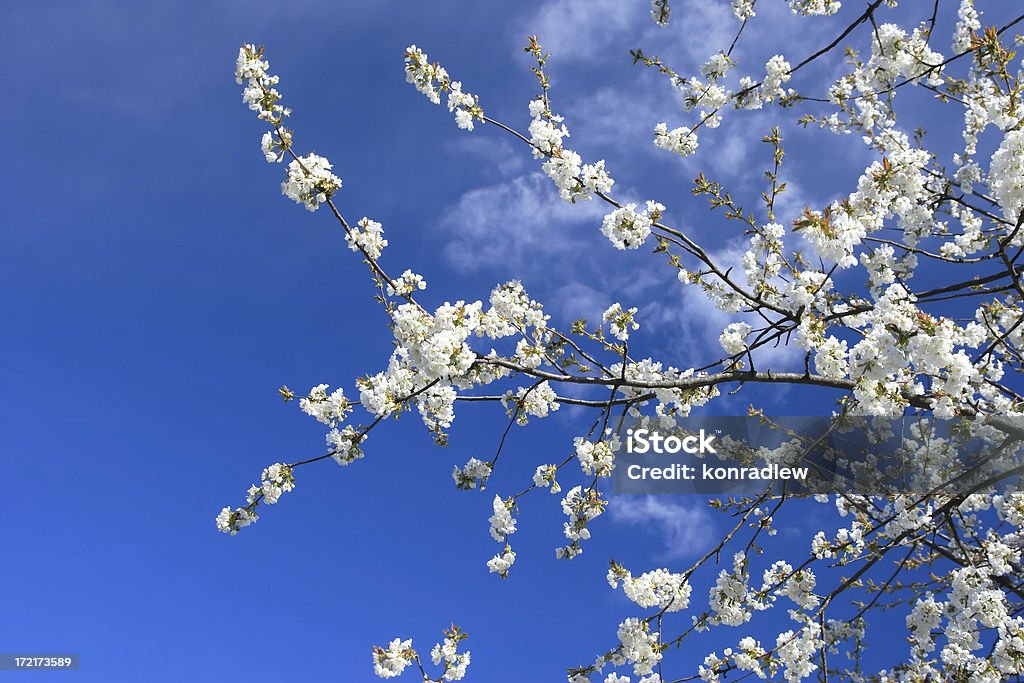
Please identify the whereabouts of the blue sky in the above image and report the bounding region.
[4,0,1018,680]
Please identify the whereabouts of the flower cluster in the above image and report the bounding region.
[486,496,518,577]
[607,562,692,612]
[373,627,471,681]
[282,154,342,211]
[653,122,698,157]
[486,545,516,578]
[326,425,365,466]
[603,303,639,342]
[575,437,617,477]
[528,104,615,203]
[215,462,296,535]
[488,495,517,541]
[447,81,482,131]
[372,638,415,679]
[261,128,291,163]
[989,130,1024,225]
[299,384,351,427]
[731,0,755,20]
[953,0,981,53]
[788,0,840,16]
[532,464,562,494]
[719,322,752,356]
[404,45,484,131]
[387,270,426,297]
[235,44,290,123]
[760,55,792,103]
[611,360,718,428]
[617,618,660,676]
[255,463,295,505]
[429,630,471,681]
[708,552,756,627]
[556,486,607,560]
[502,381,560,425]
[452,458,492,490]
[215,505,257,536]
[650,0,670,26]
[236,45,343,213]
[600,201,664,250]
[813,336,849,379]
[774,623,822,682]
[346,218,388,259]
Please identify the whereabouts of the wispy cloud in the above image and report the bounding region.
[550,280,610,323]
[441,136,527,181]
[435,172,606,274]
[520,0,741,67]
[610,495,715,560]
[659,0,738,63]
[570,86,661,139]
[521,0,640,63]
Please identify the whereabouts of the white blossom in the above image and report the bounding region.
[608,564,692,612]
[532,464,561,494]
[653,123,698,157]
[617,617,660,675]
[326,425,365,466]
[575,437,616,477]
[650,0,670,26]
[387,270,426,297]
[719,322,752,356]
[503,381,560,424]
[789,0,840,16]
[453,458,492,490]
[404,45,447,104]
[299,384,351,427]
[373,638,415,679]
[953,0,981,53]
[281,154,341,211]
[346,217,388,259]
[601,201,664,250]
[430,637,471,681]
[990,130,1024,225]
[603,303,639,341]
[731,0,755,20]
[488,495,516,541]
[486,546,516,578]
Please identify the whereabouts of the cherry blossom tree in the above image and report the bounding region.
[221,1,1024,680]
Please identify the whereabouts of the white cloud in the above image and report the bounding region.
[569,86,666,152]
[435,172,606,273]
[550,280,609,323]
[522,0,736,67]
[442,136,526,180]
[610,495,715,560]
[522,0,640,62]
[659,0,737,63]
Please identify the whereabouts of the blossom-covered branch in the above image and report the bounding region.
[223,1,1024,679]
